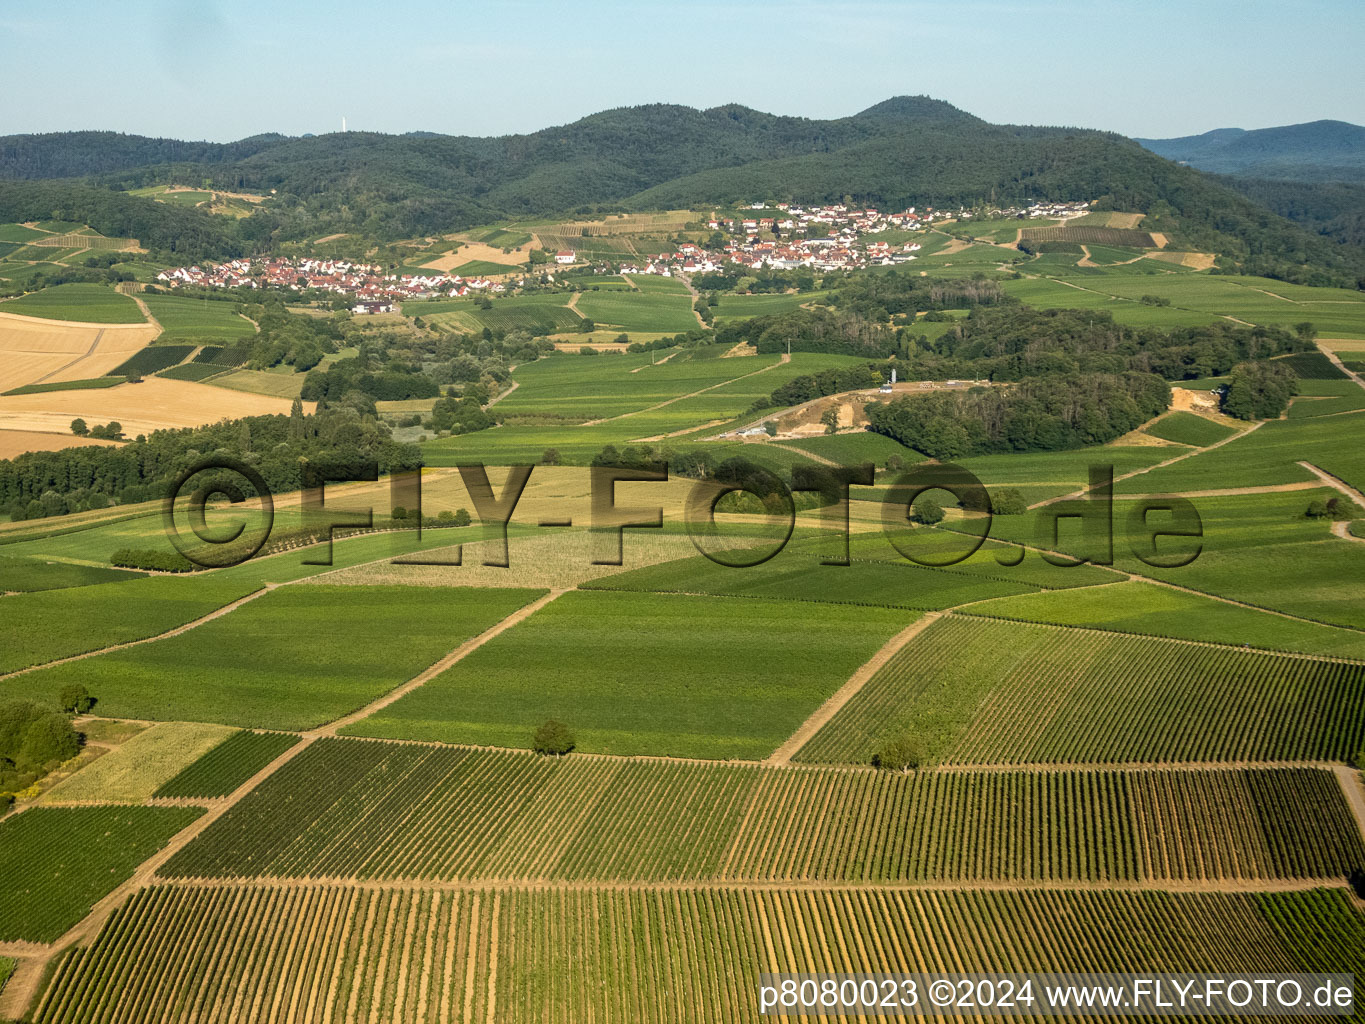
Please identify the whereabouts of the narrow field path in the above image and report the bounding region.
[1297,461,1365,508]
[580,352,789,426]
[1333,766,1365,847]
[1028,420,1263,510]
[130,294,163,335]
[30,329,103,385]
[1331,521,1364,543]
[1118,481,1319,499]
[485,379,518,407]
[677,273,709,329]
[315,588,566,736]
[629,350,677,372]
[767,612,944,765]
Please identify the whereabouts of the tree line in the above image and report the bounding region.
[1,403,420,522]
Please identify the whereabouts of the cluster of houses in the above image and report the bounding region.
[964,200,1093,221]
[614,198,1094,277]
[616,203,957,277]
[155,198,1099,311]
[154,257,511,312]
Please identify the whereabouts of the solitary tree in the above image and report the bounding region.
[872,735,922,772]
[532,720,575,756]
[911,496,945,525]
[70,418,88,436]
[58,684,94,715]
[991,488,1028,516]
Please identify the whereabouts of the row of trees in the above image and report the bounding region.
[1,402,420,521]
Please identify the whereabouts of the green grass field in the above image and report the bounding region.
[1142,411,1238,447]
[347,590,911,758]
[963,580,1365,659]
[711,292,824,320]
[14,585,546,729]
[0,284,145,323]
[407,292,583,334]
[208,367,306,398]
[0,576,262,676]
[775,430,918,468]
[0,557,138,592]
[453,259,523,276]
[581,544,1043,610]
[0,223,46,243]
[575,285,698,333]
[139,294,256,342]
[2,375,127,396]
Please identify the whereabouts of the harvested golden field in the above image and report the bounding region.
[420,238,530,273]
[0,377,308,436]
[0,313,159,392]
[1146,250,1216,269]
[0,429,122,459]
[40,722,236,804]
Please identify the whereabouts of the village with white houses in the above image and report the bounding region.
[155,257,509,314]
[153,199,1093,310]
[616,198,1091,276]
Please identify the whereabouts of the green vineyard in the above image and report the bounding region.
[32,885,1365,1024]
[1020,225,1157,247]
[153,730,300,799]
[0,806,202,943]
[158,740,1365,885]
[795,616,1365,765]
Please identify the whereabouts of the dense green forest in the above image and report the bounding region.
[0,180,244,260]
[1225,177,1365,248]
[727,278,1312,380]
[866,373,1172,458]
[3,98,1363,285]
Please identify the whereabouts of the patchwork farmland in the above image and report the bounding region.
[3,184,1365,1023]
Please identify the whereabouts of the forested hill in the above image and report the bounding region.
[2,97,1363,285]
[0,131,288,179]
[1136,121,1365,181]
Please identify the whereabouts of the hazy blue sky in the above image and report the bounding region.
[2,0,1361,141]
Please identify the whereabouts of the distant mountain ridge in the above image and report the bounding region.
[1137,120,1365,180]
[1,98,1362,285]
